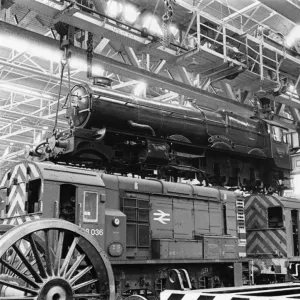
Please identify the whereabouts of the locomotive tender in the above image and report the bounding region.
[38,81,291,193]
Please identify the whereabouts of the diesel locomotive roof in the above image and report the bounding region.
[0,161,105,187]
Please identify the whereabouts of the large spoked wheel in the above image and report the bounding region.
[0,219,115,300]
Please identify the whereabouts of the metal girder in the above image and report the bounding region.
[94,37,110,53]
[222,2,261,24]
[0,21,299,129]
[17,10,37,28]
[289,107,300,122]
[178,67,193,86]
[220,82,236,101]
[259,0,300,23]
[152,60,166,74]
[123,46,141,68]
[0,21,255,114]
[0,59,84,86]
[275,103,285,116]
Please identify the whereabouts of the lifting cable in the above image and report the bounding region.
[86,31,94,79]
[53,44,72,135]
[162,0,176,47]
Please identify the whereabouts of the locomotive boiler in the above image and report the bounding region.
[34,81,291,193]
[0,160,250,300]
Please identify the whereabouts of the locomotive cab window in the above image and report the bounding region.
[271,126,283,142]
[27,179,41,214]
[268,206,283,228]
[83,191,98,223]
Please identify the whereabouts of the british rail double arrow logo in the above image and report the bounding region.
[153,210,171,224]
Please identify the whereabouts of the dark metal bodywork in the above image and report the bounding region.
[43,83,291,192]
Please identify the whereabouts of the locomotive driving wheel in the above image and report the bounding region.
[0,219,115,300]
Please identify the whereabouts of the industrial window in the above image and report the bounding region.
[83,191,98,223]
[268,206,283,228]
[122,196,150,248]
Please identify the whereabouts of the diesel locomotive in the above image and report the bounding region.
[0,160,300,300]
[0,160,249,300]
[33,81,291,194]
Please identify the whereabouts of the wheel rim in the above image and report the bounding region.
[0,219,115,300]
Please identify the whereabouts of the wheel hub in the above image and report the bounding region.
[38,279,73,300]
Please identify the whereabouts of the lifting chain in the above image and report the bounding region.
[162,0,176,47]
[87,31,94,79]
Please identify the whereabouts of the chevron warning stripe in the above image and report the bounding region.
[245,194,287,257]
[0,161,43,220]
[160,283,300,300]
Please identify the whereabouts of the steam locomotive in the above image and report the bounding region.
[0,160,299,300]
[34,81,291,194]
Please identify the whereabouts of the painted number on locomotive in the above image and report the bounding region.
[85,228,103,236]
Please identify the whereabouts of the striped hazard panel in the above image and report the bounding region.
[0,161,43,222]
[161,283,300,300]
[244,195,287,256]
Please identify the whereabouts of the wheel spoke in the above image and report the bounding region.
[60,236,78,276]
[29,234,47,279]
[44,229,53,276]
[54,230,64,275]
[66,254,85,279]
[15,247,32,273]
[0,258,40,289]
[12,244,43,284]
[7,247,18,276]
[70,265,93,285]
[19,252,45,275]
[73,279,98,291]
[0,278,38,295]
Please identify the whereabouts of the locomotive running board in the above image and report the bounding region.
[161,283,300,300]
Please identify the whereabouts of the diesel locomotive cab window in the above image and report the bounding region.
[272,126,283,142]
[268,206,283,228]
[122,197,150,248]
[83,191,98,222]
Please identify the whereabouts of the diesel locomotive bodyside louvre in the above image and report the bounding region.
[32,82,291,194]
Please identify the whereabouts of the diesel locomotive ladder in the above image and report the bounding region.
[160,283,300,300]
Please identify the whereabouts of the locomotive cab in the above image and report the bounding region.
[0,161,108,247]
[245,194,300,284]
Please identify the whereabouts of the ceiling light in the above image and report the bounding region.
[107,0,123,19]
[122,3,140,24]
[285,25,300,48]
[0,83,54,100]
[42,126,49,130]
[92,65,105,77]
[169,23,179,37]
[1,32,61,63]
[143,15,163,37]
[134,82,147,96]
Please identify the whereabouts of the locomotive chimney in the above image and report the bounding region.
[92,77,113,88]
